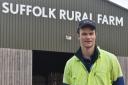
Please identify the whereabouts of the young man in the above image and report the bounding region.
[63,19,124,85]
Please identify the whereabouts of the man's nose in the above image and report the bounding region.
[86,34,91,39]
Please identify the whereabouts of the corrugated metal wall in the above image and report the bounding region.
[0,0,128,56]
[0,48,32,85]
[118,57,128,85]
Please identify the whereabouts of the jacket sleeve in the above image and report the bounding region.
[111,55,125,85]
[63,61,71,85]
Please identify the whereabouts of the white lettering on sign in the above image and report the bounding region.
[116,16,123,26]
[97,14,123,26]
[75,11,81,21]
[26,5,32,16]
[2,2,124,27]
[67,10,74,21]
[10,3,18,14]
[33,6,42,17]
[82,12,93,20]
[41,7,48,18]
[20,4,26,15]
[59,9,93,21]
[49,8,56,19]
[2,2,9,13]
[60,9,66,20]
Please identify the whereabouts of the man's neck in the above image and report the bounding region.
[81,46,95,60]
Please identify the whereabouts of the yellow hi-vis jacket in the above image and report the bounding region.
[63,47,124,85]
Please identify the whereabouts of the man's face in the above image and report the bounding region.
[78,27,96,49]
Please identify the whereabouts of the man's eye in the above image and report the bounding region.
[90,33,93,35]
[82,33,87,35]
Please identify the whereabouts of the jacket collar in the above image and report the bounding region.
[74,46,100,72]
[75,46,100,60]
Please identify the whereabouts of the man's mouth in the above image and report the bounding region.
[84,41,92,43]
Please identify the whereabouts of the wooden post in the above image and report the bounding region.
[0,48,32,85]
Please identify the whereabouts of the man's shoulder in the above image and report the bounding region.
[66,55,79,66]
[99,48,114,56]
[98,47,117,60]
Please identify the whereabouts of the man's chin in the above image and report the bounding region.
[84,45,93,49]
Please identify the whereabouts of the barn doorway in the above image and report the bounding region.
[32,50,73,85]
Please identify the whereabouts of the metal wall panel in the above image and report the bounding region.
[118,57,128,85]
[0,48,32,85]
[0,0,128,56]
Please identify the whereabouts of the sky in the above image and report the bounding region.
[108,0,128,10]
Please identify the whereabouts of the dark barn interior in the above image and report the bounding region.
[32,50,73,85]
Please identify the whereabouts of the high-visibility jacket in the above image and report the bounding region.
[63,47,124,85]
